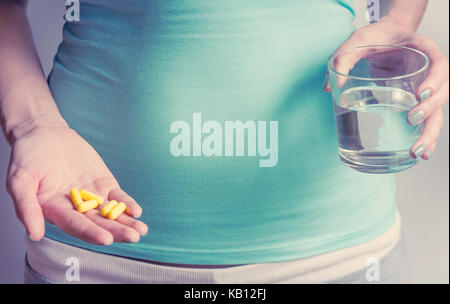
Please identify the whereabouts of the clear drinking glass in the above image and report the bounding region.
[327,45,430,174]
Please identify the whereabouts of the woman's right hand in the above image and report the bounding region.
[6,118,148,245]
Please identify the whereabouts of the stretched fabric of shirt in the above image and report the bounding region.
[46,0,397,264]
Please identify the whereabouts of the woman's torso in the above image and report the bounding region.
[46,0,397,264]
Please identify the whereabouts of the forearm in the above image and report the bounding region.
[0,0,67,145]
[378,0,428,32]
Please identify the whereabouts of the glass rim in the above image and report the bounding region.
[327,44,430,81]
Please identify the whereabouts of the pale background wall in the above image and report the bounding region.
[0,0,448,283]
[352,0,449,284]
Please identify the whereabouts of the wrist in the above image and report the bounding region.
[378,17,414,33]
[1,83,69,145]
[378,8,422,33]
[4,113,68,145]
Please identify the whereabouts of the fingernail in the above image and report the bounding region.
[323,74,330,91]
[29,234,39,242]
[413,144,426,159]
[419,88,432,102]
[103,239,113,246]
[426,149,432,159]
[407,110,424,126]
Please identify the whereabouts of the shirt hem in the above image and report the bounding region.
[43,205,398,265]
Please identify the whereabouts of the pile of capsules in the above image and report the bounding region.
[69,188,127,220]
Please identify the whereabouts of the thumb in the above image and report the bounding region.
[326,30,373,91]
[6,167,45,241]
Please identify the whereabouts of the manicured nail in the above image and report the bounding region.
[413,144,426,159]
[419,88,432,102]
[407,110,424,126]
[323,74,330,91]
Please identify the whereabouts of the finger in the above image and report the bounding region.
[114,215,149,236]
[329,47,366,90]
[326,29,389,91]
[6,167,45,241]
[108,188,142,218]
[43,203,113,245]
[422,142,436,160]
[332,32,368,70]
[323,72,331,92]
[410,109,444,159]
[84,211,141,243]
[408,36,450,102]
[407,81,449,126]
[328,30,375,90]
[333,49,365,88]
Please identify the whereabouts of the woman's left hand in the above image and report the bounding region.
[324,19,449,160]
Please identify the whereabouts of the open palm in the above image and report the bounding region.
[6,125,148,245]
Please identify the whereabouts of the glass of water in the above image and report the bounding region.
[328,45,430,174]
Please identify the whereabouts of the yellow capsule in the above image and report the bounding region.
[101,200,118,217]
[80,189,104,206]
[107,202,127,220]
[76,199,98,213]
[69,188,84,208]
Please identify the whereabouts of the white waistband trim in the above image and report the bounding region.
[26,211,401,283]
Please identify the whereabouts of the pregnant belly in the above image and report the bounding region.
[42,1,399,265]
[48,19,352,211]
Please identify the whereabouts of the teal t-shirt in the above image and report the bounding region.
[46,0,397,264]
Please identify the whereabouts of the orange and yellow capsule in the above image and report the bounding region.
[69,189,127,220]
[70,188,98,213]
[100,200,118,217]
[80,189,104,206]
[107,202,127,220]
[69,188,84,208]
[76,199,98,213]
